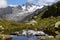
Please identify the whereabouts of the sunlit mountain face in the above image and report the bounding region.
[0,2,44,22]
[22,2,44,12]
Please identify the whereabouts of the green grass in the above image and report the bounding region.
[42,38,56,40]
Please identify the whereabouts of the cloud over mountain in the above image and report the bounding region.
[27,0,58,6]
[38,0,58,6]
[46,0,55,2]
[0,0,8,8]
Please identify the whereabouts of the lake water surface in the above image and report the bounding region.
[11,35,40,40]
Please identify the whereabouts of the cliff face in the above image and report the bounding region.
[0,6,12,17]
[0,5,22,20]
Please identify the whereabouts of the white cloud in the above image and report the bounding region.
[46,0,55,2]
[38,0,58,6]
[9,4,18,7]
[27,0,58,6]
[0,0,8,8]
[38,0,45,6]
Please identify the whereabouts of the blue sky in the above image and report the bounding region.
[7,0,58,5]
[7,0,27,5]
[7,0,38,5]
[0,0,59,8]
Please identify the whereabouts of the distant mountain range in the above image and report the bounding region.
[0,2,46,22]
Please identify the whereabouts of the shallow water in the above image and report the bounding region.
[12,35,39,40]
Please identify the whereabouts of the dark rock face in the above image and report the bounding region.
[0,6,12,17]
[0,5,22,19]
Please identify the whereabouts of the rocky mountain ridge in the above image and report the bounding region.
[0,3,45,22]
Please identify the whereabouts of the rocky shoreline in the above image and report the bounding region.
[1,29,60,40]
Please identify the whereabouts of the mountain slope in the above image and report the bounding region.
[0,3,44,22]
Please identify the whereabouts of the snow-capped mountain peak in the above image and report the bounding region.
[0,2,45,22]
[22,2,44,12]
